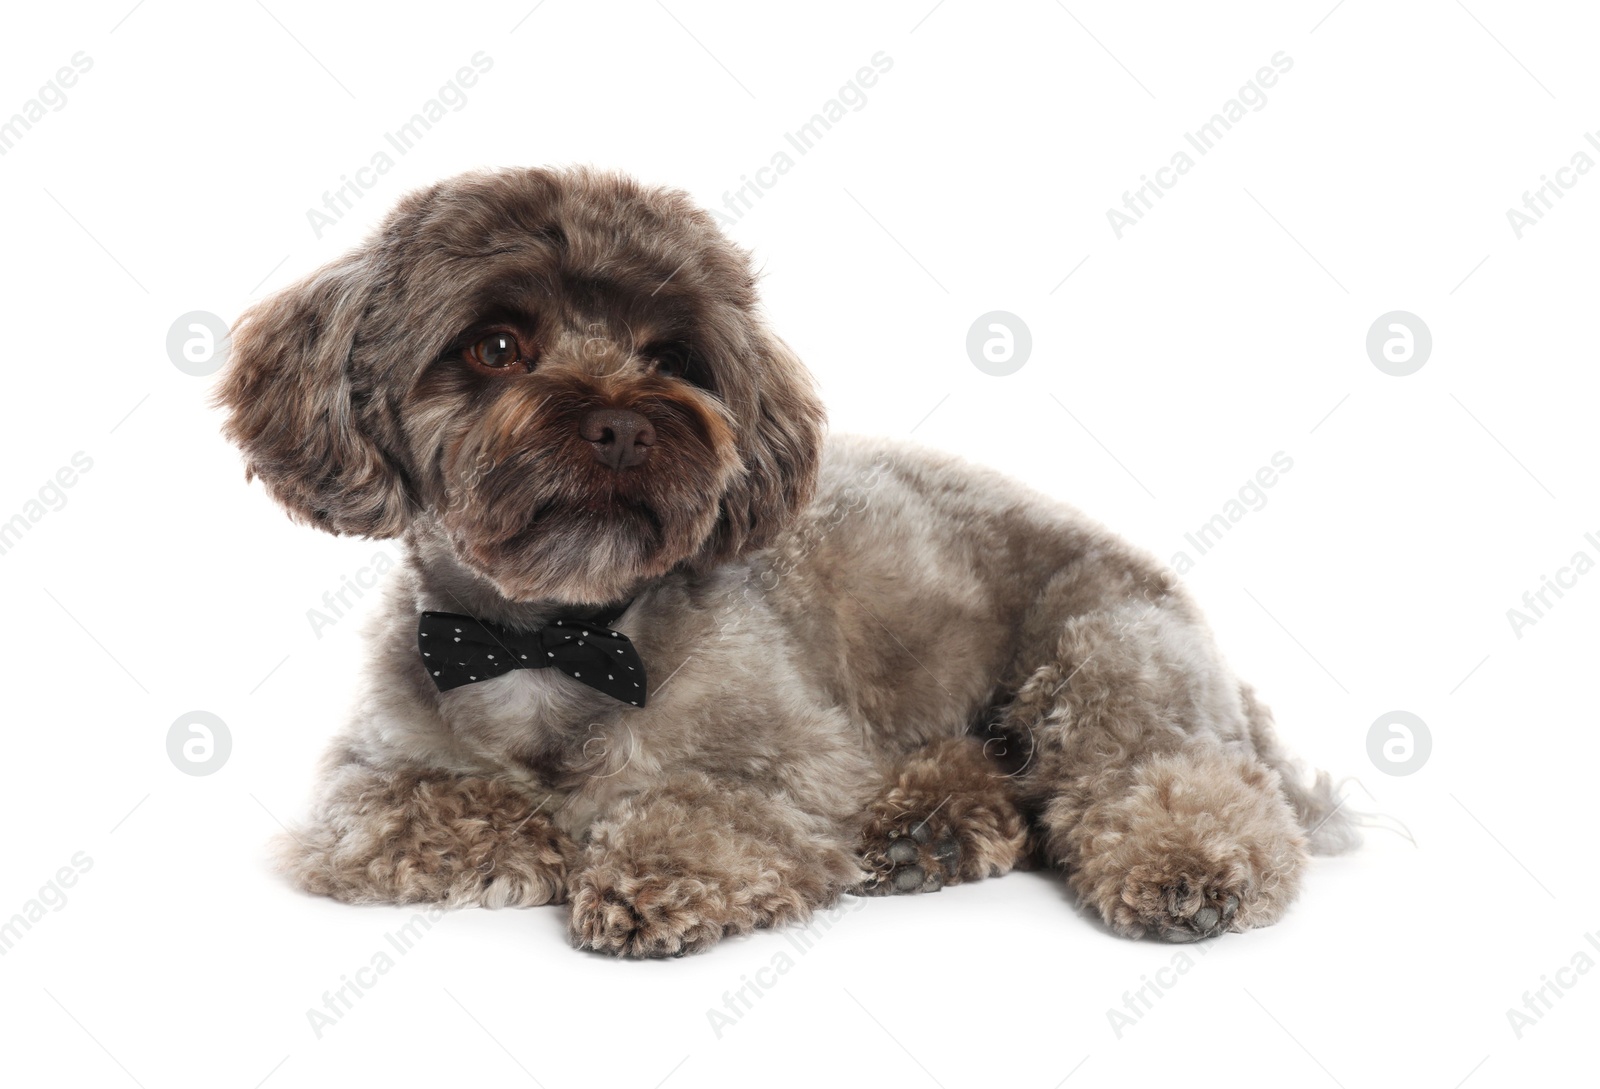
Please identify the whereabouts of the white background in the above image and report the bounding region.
[1,1,1595,1086]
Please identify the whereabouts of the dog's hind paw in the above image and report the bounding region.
[1131,876,1242,943]
[857,816,964,895]
[852,737,1030,897]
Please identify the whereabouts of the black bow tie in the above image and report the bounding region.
[418,603,647,706]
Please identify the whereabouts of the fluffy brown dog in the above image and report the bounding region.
[217,166,1354,956]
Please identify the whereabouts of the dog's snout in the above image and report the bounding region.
[581,409,655,470]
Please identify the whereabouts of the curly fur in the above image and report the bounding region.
[855,737,1031,895]
[279,756,575,909]
[217,166,1355,957]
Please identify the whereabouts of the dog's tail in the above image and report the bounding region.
[1240,683,1362,856]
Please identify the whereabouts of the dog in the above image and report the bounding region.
[217,165,1355,957]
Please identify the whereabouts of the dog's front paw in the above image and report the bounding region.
[566,773,862,955]
[567,868,726,958]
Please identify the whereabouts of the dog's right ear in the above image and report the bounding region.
[214,252,413,537]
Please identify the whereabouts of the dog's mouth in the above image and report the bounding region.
[443,468,711,604]
[507,495,666,552]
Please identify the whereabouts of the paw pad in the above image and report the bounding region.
[1156,886,1240,943]
[858,817,962,896]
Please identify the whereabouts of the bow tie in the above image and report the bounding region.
[417,603,647,706]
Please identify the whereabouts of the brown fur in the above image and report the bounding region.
[217,166,1355,956]
[856,737,1031,895]
[280,755,575,909]
[570,772,862,957]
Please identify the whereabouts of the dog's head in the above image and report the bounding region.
[216,167,824,604]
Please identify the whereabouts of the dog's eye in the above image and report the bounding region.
[647,344,693,381]
[464,332,532,375]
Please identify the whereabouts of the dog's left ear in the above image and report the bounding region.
[709,329,826,558]
[214,250,414,537]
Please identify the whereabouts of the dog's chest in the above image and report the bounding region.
[439,670,614,769]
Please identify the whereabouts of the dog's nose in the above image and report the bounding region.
[580,409,656,470]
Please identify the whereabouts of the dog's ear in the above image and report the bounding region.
[215,252,414,538]
[711,329,826,558]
